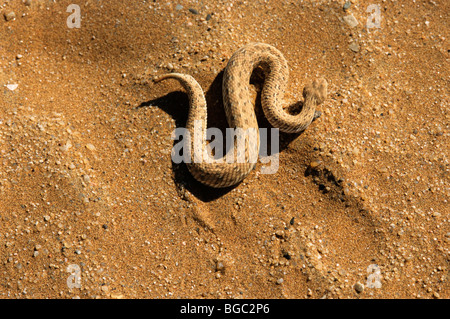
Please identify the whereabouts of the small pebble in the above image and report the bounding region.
[343,1,352,11]
[354,282,364,293]
[6,84,19,91]
[343,14,358,28]
[206,13,212,21]
[215,262,225,272]
[309,160,321,169]
[276,278,284,285]
[82,174,90,183]
[175,4,183,11]
[431,211,441,218]
[349,42,360,53]
[24,0,32,6]
[4,11,16,21]
[275,230,285,238]
[110,292,124,299]
[60,140,72,152]
[166,62,174,70]
[85,143,96,151]
[189,8,198,15]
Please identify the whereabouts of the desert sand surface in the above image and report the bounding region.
[0,0,448,299]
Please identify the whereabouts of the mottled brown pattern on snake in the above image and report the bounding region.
[154,43,328,188]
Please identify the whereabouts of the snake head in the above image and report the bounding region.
[303,78,328,105]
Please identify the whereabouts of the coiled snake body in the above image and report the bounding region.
[154,43,327,188]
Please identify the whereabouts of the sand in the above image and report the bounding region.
[0,0,448,299]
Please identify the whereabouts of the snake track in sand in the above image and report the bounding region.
[154,43,328,188]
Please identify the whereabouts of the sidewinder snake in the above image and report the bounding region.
[154,43,327,188]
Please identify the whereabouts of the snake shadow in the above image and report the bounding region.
[137,69,310,202]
